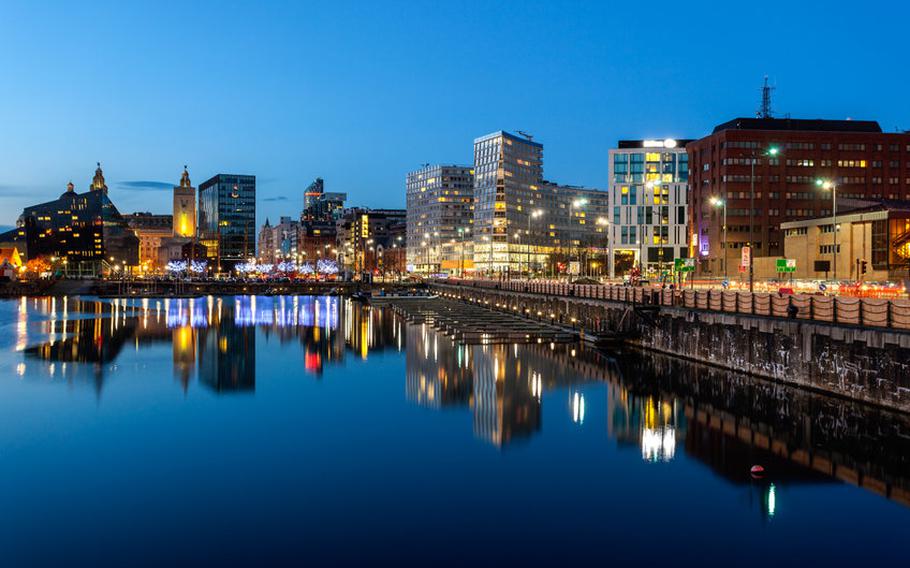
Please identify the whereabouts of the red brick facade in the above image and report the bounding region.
[687,118,910,275]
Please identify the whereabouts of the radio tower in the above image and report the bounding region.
[757,76,774,119]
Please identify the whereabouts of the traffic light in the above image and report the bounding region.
[861,259,868,275]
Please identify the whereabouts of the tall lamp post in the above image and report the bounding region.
[457,227,470,278]
[748,145,780,292]
[526,209,543,280]
[596,217,609,279]
[710,196,727,280]
[483,235,492,279]
[816,178,838,281]
[570,198,588,279]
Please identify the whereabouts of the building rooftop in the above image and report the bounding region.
[474,130,543,148]
[617,139,695,149]
[781,199,910,228]
[712,117,882,134]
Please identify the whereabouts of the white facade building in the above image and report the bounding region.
[607,139,692,278]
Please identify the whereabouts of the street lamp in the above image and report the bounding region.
[748,145,780,292]
[457,227,471,278]
[570,198,587,278]
[526,210,544,280]
[596,216,608,279]
[482,235,492,278]
[816,178,838,281]
[710,196,727,280]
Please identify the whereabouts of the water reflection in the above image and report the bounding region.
[13,295,910,512]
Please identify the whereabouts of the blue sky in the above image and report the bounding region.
[0,0,907,228]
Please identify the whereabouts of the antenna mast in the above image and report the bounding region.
[757,76,774,119]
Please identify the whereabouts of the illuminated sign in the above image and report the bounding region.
[642,139,678,148]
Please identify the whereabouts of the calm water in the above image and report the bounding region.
[1,295,908,567]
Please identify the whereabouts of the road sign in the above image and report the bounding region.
[741,246,751,267]
[674,258,695,272]
[776,258,796,273]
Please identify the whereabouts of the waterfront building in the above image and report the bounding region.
[0,164,139,274]
[197,174,256,271]
[405,164,474,274]
[607,139,692,278]
[336,207,406,275]
[687,118,910,276]
[257,216,300,264]
[471,131,608,277]
[780,199,910,280]
[173,166,196,238]
[126,212,173,272]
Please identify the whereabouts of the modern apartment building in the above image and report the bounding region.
[198,174,256,271]
[687,118,910,276]
[471,130,608,277]
[405,164,474,274]
[607,139,692,277]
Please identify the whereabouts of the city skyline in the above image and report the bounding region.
[2,1,909,228]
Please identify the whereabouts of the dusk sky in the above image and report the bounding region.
[1,0,907,228]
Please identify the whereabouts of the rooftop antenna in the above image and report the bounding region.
[517,130,534,142]
[757,76,774,119]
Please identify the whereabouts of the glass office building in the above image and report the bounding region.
[198,174,256,271]
[471,131,608,277]
[607,139,691,277]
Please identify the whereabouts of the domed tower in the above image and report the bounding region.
[173,165,196,238]
[90,162,108,193]
[60,180,76,199]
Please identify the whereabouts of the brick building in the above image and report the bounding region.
[687,118,910,276]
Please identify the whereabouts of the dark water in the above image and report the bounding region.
[1,295,908,567]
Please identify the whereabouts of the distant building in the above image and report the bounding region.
[781,199,910,280]
[336,208,406,275]
[198,174,256,271]
[301,178,346,223]
[471,131,608,277]
[298,177,345,265]
[608,139,692,277]
[406,164,474,274]
[687,117,910,276]
[173,166,196,238]
[126,212,173,271]
[257,216,300,264]
[0,164,139,274]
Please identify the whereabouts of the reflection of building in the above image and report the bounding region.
[607,384,683,463]
[781,200,910,280]
[0,164,139,273]
[127,212,173,271]
[198,173,256,271]
[198,320,256,393]
[608,139,692,277]
[406,164,474,274]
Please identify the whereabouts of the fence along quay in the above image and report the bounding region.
[423,280,910,413]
